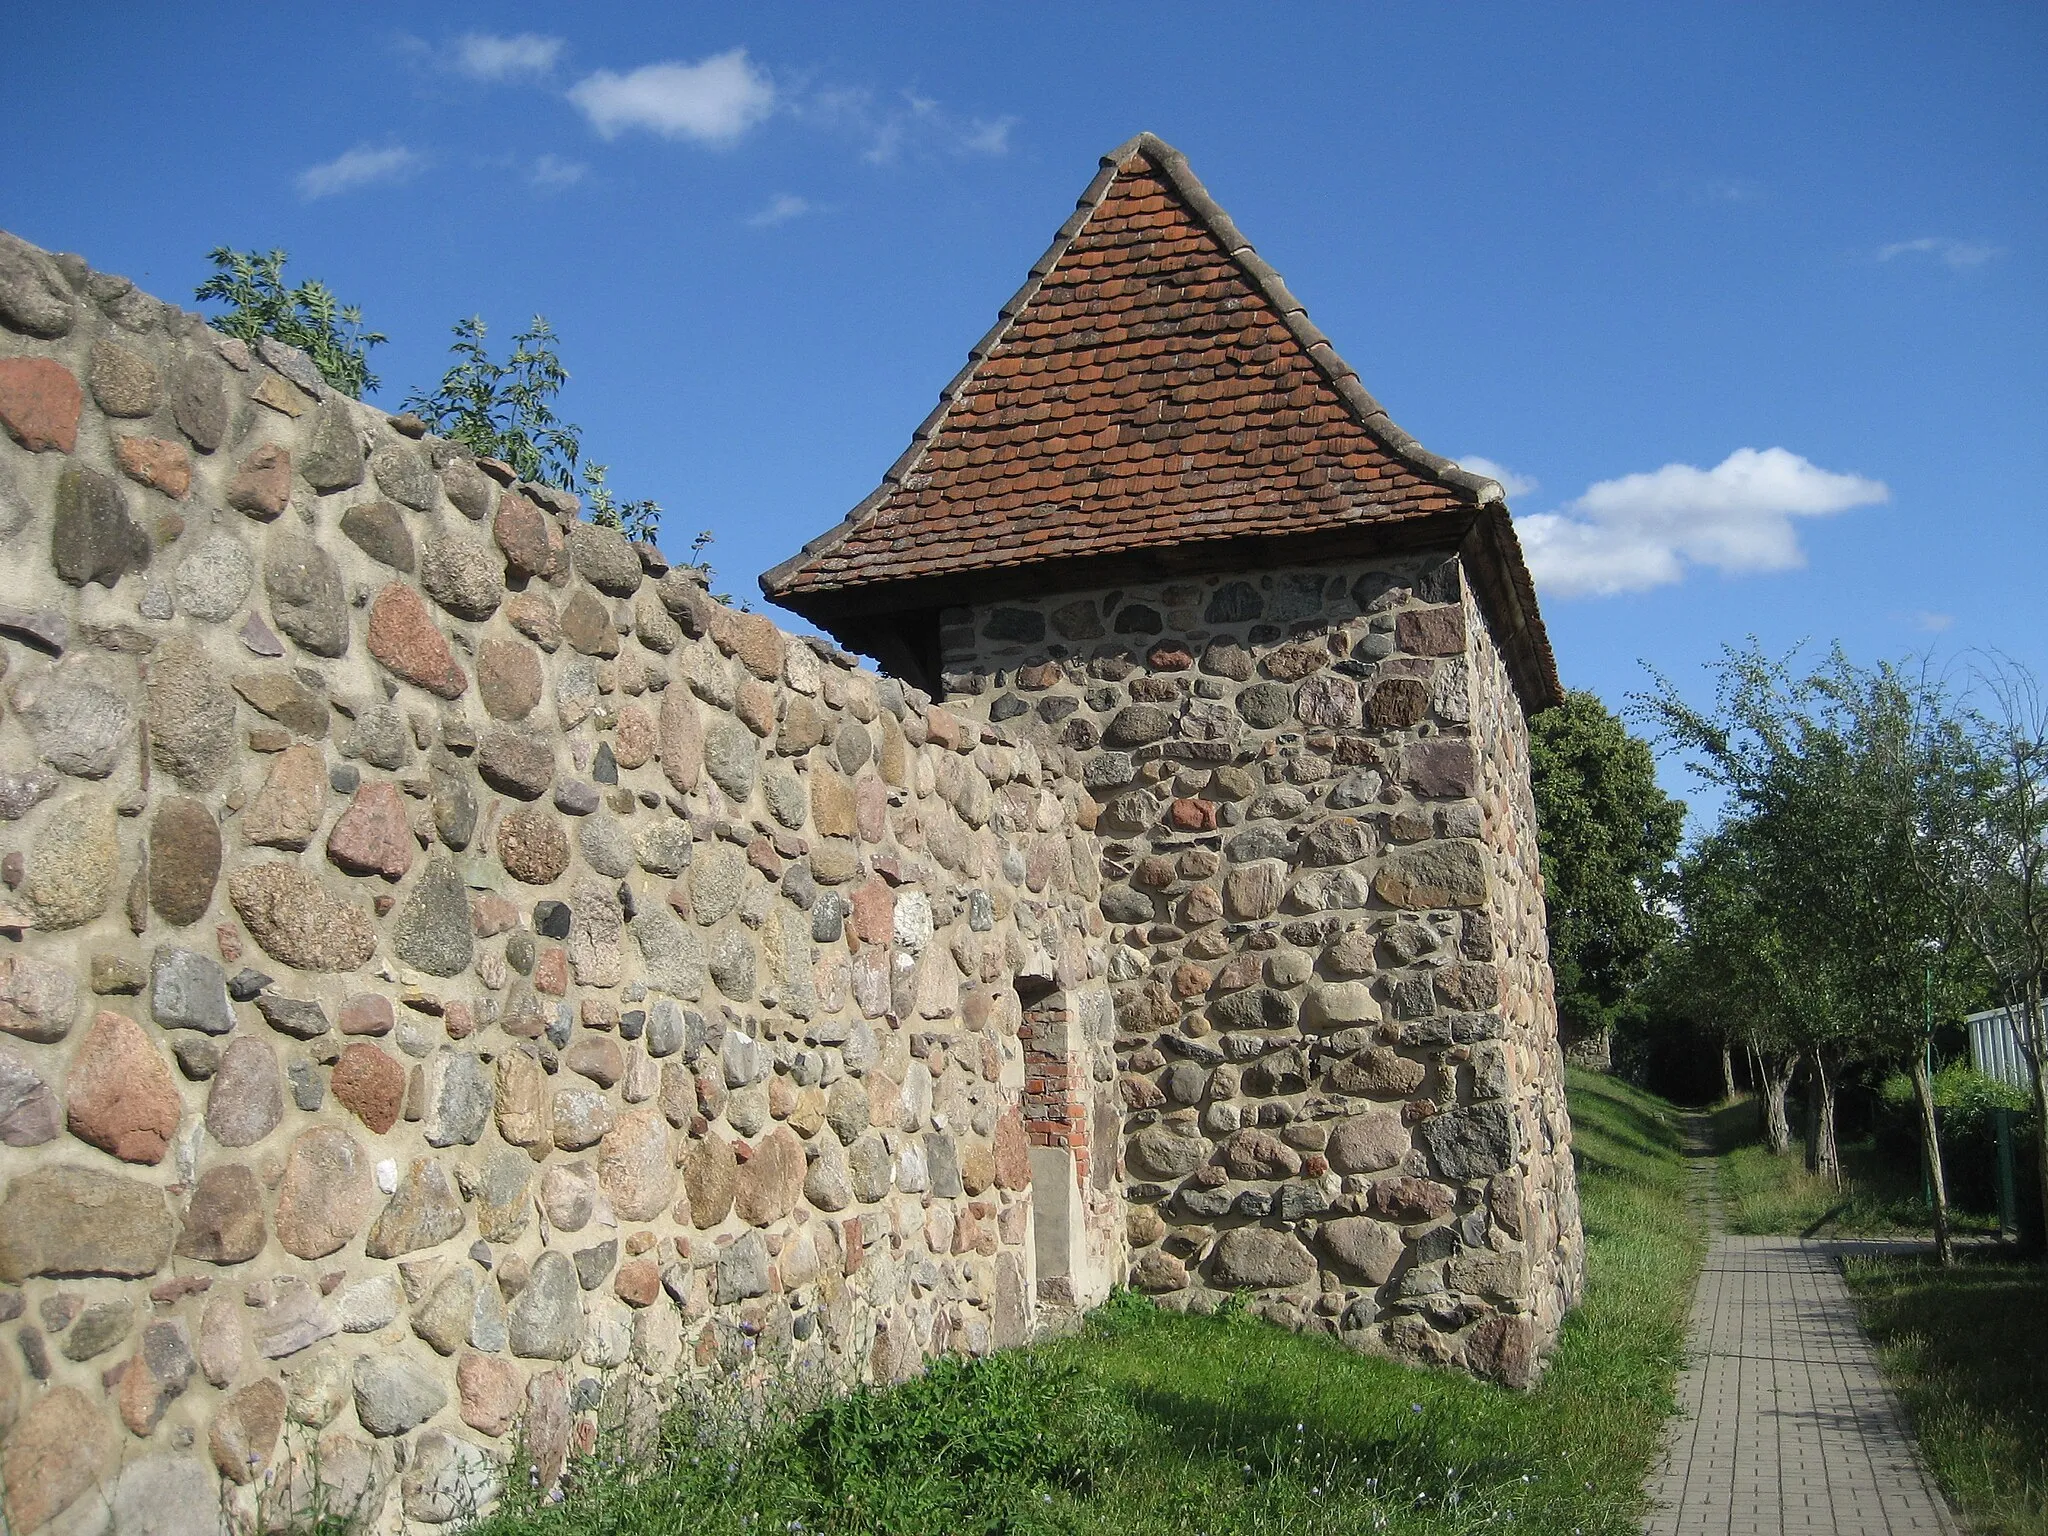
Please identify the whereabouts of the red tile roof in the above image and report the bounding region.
[764,134,1560,708]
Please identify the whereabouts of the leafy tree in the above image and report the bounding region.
[405,315,582,490]
[1641,645,1978,1258]
[1894,659,2048,1248]
[195,247,386,397]
[1529,690,1685,1065]
[1666,826,1816,1153]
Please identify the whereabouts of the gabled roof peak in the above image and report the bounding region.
[764,133,1559,709]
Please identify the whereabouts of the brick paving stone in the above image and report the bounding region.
[1644,1129,1958,1535]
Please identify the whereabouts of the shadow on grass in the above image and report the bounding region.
[1844,1250,2048,1534]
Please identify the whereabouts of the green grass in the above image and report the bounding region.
[471,1068,1703,1536]
[1842,1251,2048,1536]
[1710,1098,1997,1238]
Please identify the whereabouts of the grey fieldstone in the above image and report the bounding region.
[169,352,230,453]
[1103,704,1177,747]
[478,725,554,799]
[335,1274,402,1333]
[172,531,254,621]
[206,1036,284,1147]
[441,458,495,519]
[0,231,77,337]
[422,1048,491,1147]
[578,815,633,878]
[254,995,330,1039]
[0,1164,174,1280]
[0,1046,60,1145]
[258,337,325,397]
[52,463,149,588]
[1417,1101,1517,1180]
[366,1157,465,1258]
[0,766,59,820]
[344,705,411,769]
[1210,1227,1316,1289]
[430,750,478,849]
[352,1353,447,1437]
[371,443,436,510]
[394,856,475,977]
[714,1230,771,1303]
[339,499,416,571]
[634,821,691,877]
[421,529,502,621]
[708,929,755,1001]
[62,1298,134,1361]
[569,522,642,595]
[301,399,365,491]
[689,842,745,924]
[152,946,235,1035]
[12,657,133,779]
[1238,682,1294,729]
[148,636,238,791]
[507,1250,582,1359]
[704,718,756,802]
[23,791,119,929]
[264,533,350,657]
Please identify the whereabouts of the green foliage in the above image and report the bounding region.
[194,247,385,397]
[1844,1251,2048,1534]
[471,1070,1704,1536]
[1640,645,1979,1068]
[404,315,582,490]
[1529,690,1685,1044]
[1879,1063,2032,1125]
[582,462,663,545]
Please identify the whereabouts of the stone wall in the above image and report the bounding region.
[936,550,1583,1385]
[0,231,1113,1532]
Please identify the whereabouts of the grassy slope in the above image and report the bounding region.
[473,1068,1702,1536]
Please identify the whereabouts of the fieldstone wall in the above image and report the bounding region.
[936,551,1584,1385]
[0,231,1113,1532]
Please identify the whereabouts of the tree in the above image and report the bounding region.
[405,315,583,491]
[195,247,386,397]
[1667,826,1815,1153]
[1641,644,1976,1259]
[1529,690,1685,1067]
[1900,659,2048,1248]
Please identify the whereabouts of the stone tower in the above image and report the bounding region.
[765,135,1583,1382]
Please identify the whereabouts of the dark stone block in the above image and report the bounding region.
[983,607,1045,644]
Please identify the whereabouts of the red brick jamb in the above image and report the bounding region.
[1021,996,1089,1188]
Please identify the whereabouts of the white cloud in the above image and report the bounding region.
[1878,237,2007,270]
[1516,447,1889,599]
[1910,610,1955,633]
[1456,456,1537,500]
[747,193,812,228]
[802,87,1013,164]
[569,50,775,144]
[1696,176,1761,204]
[529,154,587,189]
[297,144,424,200]
[455,32,564,81]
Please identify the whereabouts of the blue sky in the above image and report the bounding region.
[7,4,2043,813]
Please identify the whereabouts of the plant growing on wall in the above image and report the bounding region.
[404,315,583,491]
[583,461,663,545]
[194,247,387,398]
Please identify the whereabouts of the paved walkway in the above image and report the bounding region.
[1643,1128,1958,1536]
